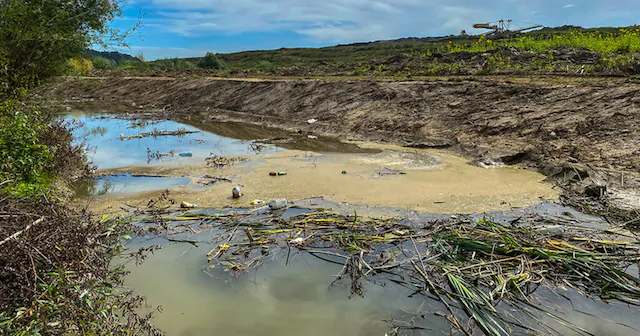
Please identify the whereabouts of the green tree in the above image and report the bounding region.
[0,0,129,98]
[198,52,227,70]
[91,56,118,70]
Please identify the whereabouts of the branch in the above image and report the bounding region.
[0,217,44,247]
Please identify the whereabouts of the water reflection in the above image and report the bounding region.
[124,243,448,336]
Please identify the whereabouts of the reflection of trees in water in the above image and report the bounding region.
[84,126,108,137]
[74,177,113,198]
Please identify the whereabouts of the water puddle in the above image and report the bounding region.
[123,200,640,336]
[74,174,191,198]
[66,111,638,335]
[67,113,280,169]
[124,242,446,336]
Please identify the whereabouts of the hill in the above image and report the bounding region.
[84,50,136,64]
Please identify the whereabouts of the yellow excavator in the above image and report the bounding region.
[473,19,542,36]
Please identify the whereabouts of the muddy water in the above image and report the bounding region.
[72,113,560,214]
[73,112,632,335]
[96,147,558,214]
[124,242,447,336]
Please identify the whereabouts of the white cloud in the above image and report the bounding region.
[136,0,640,43]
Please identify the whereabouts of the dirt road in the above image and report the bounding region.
[48,76,640,211]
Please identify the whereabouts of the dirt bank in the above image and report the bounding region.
[48,76,640,213]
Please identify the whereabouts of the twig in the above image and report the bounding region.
[0,217,44,246]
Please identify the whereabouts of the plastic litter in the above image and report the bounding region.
[269,172,277,176]
[269,172,287,176]
[307,119,317,124]
[179,151,193,157]
[269,198,288,210]
[180,201,197,208]
[289,237,305,245]
[232,186,242,199]
[250,199,266,206]
[307,135,318,139]
[341,170,347,174]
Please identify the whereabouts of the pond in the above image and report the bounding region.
[68,111,639,336]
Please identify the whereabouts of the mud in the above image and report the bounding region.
[49,76,640,213]
[86,146,558,215]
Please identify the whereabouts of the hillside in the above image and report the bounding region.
[84,49,136,64]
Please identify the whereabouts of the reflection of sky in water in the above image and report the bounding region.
[96,175,191,194]
[67,114,278,170]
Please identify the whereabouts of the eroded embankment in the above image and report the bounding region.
[48,76,640,211]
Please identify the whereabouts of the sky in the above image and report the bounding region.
[109,0,640,60]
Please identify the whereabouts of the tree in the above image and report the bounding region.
[0,0,130,98]
[198,52,227,70]
[91,56,117,70]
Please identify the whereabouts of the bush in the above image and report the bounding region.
[68,58,94,75]
[198,52,227,70]
[0,102,53,195]
[152,58,197,70]
[91,56,117,70]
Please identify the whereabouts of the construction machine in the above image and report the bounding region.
[472,19,542,36]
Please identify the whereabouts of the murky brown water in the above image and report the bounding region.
[71,113,639,336]
[124,242,447,336]
[95,146,558,214]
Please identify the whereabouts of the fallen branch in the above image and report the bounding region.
[0,217,44,247]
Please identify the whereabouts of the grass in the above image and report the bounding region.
[102,25,640,77]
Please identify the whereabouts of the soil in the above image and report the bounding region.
[47,75,640,214]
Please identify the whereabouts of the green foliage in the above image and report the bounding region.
[198,52,227,70]
[91,56,117,70]
[0,102,53,195]
[0,0,124,98]
[151,58,197,70]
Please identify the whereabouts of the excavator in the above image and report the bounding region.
[472,19,542,36]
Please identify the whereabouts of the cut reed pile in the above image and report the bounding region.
[146,208,640,335]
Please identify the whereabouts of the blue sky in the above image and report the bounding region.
[110,0,640,60]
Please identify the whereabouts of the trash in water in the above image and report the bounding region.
[179,151,193,157]
[307,135,318,139]
[180,201,197,208]
[307,119,317,124]
[289,237,305,245]
[269,198,288,210]
[250,199,266,206]
[376,168,407,176]
[232,186,242,199]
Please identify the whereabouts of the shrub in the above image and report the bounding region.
[198,52,227,70]
[91,56,117,70]
[68,58,94,75]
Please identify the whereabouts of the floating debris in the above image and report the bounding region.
[206,154,245,168]
[120,127,200,140]
[232,186,242,199]
[268,198,288,210]
[250,199,266,206]
[180,201,197,209]
[198,175,232,186]
[376,168,406,176]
